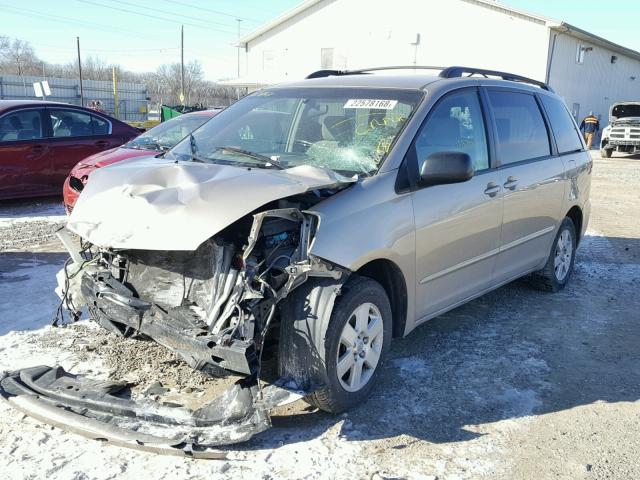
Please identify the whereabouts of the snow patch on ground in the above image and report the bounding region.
[0,258,65,334]
[0,202,65,226]
[392,356,431,375]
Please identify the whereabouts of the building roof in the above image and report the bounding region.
[238,0,324,47]
[553,22,640,62]
[239,0,640,62]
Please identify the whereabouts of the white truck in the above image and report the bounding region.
[600,101,640,157]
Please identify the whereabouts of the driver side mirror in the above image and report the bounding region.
[419,151,474,187]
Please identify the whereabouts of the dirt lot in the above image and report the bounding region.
[0,152,638,479]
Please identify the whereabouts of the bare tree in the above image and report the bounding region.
[0,38,39,76]
[82,56,113,81]
[0,36,238,108]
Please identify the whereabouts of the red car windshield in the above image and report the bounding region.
[127,114,212,151]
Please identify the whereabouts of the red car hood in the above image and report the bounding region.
[72,147,156,174]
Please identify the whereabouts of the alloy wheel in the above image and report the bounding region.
[336,302,384,392]
[554,229,573,282]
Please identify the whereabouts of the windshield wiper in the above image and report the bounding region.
[187,134,210,163]
[215,146,286,170]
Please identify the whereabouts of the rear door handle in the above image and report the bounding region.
[484,182,501,197]
[95,140,109,148]
[503,176,518,190]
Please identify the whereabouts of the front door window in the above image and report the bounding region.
[414,89,489,173]
[0,109,44,142]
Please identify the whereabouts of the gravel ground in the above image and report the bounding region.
[0,152,638,479]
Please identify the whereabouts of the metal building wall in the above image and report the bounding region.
[548,33,640,125]
[0,75,148,121]
[243,0,551,84]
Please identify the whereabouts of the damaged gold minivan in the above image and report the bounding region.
[1,67,591,456]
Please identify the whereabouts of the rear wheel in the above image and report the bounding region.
[279,276,392,413]
[530,217,577,292]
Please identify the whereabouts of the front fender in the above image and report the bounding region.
[309,170,416,331]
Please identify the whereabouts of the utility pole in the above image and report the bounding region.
[76,36,84,106]
[112,66,119,119]
[180,25,185,105]
[236,19,242,78]
[411,33,421,67]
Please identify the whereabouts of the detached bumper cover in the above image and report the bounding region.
[0,366,306,457]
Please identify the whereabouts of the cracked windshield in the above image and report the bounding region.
[167,88,423,176]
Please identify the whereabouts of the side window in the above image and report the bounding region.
[92,115,110,135]
[540,95,584,154]
[50,109,109,137]
[487,91,551,165]
[414,89,489,172]
[0,110,44,142]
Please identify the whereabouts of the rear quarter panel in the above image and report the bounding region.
[562,150,592,241]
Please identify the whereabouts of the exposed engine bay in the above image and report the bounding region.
[65,194,345,378]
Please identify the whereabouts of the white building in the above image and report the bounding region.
[235,0,640,123]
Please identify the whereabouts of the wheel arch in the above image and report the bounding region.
[355,258,408,338]
[565,205,583,245]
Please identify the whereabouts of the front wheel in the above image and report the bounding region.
[601,148,613,158]
[530,217,577,292]
[278,276,392,413]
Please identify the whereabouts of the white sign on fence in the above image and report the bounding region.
[32,81,51,99]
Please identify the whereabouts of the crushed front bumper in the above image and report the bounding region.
[81,269,257,376]
[0,365,306,457]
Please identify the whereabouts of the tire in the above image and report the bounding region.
[530,217,577,292]
[278,275,392,413]
[602,148,613,158]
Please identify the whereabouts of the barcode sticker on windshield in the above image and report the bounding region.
[344,99,398,109]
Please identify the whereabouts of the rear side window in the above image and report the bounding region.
[540,95,583,153]
[487,91,550,165]
[50,109,110,137]
[92,115,110,135]
[0,109,43,142]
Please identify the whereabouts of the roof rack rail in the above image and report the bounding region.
[305,66,446,79]
[305,65,553,92]
[439,66,554,91]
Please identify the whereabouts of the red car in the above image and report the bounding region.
[0,100,139,200]
[63,109,220,213]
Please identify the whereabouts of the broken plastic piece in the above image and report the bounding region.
[0,366,307,457]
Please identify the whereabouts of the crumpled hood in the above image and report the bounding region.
[610,103,640,123]
[67,156,354,250]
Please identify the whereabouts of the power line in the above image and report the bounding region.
[0,4,167,42]
[158,0,263,24]
[105,0,242,30]
[30,41,180,54]
[76,0,237,35]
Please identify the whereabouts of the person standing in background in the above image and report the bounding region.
[580,112,600,149]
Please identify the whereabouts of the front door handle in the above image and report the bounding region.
[95,140,109,148]
[484,182,501,197]
[503,176,518,190]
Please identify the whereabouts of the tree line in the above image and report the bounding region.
[0,36,239,107]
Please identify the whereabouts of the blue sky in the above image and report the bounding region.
[2,0,639,81]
